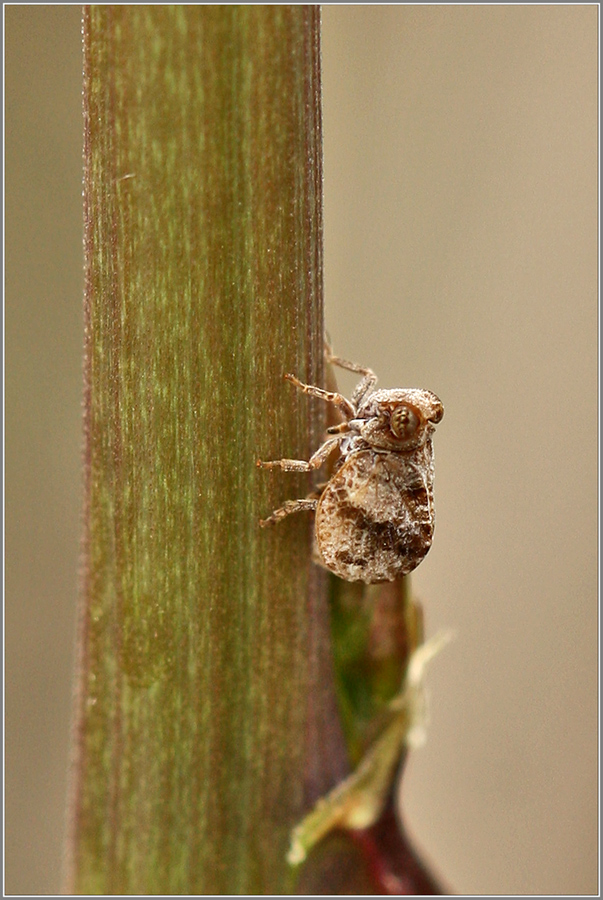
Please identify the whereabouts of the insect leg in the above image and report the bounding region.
[284,374,355,420]
[257,437,340,472]
[259,498,318,527]
[325,353,378,408]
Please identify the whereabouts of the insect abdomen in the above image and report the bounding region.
[314,449,435,583]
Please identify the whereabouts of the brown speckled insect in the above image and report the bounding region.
[258,353,443,583]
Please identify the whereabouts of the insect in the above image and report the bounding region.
[258,352,443,583]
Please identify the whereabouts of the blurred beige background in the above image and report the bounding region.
[6,5,597,895]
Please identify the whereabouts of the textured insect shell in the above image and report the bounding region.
[357,388,444,424]
[314,440,436,584]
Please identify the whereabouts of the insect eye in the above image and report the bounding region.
[389,405,419,439]
[430,404,444,424]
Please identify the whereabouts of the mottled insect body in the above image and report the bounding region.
[258,355,443,584]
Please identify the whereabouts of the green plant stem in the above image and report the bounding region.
[66,7,350,894]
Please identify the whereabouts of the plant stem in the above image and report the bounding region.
[66,7,349,893]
